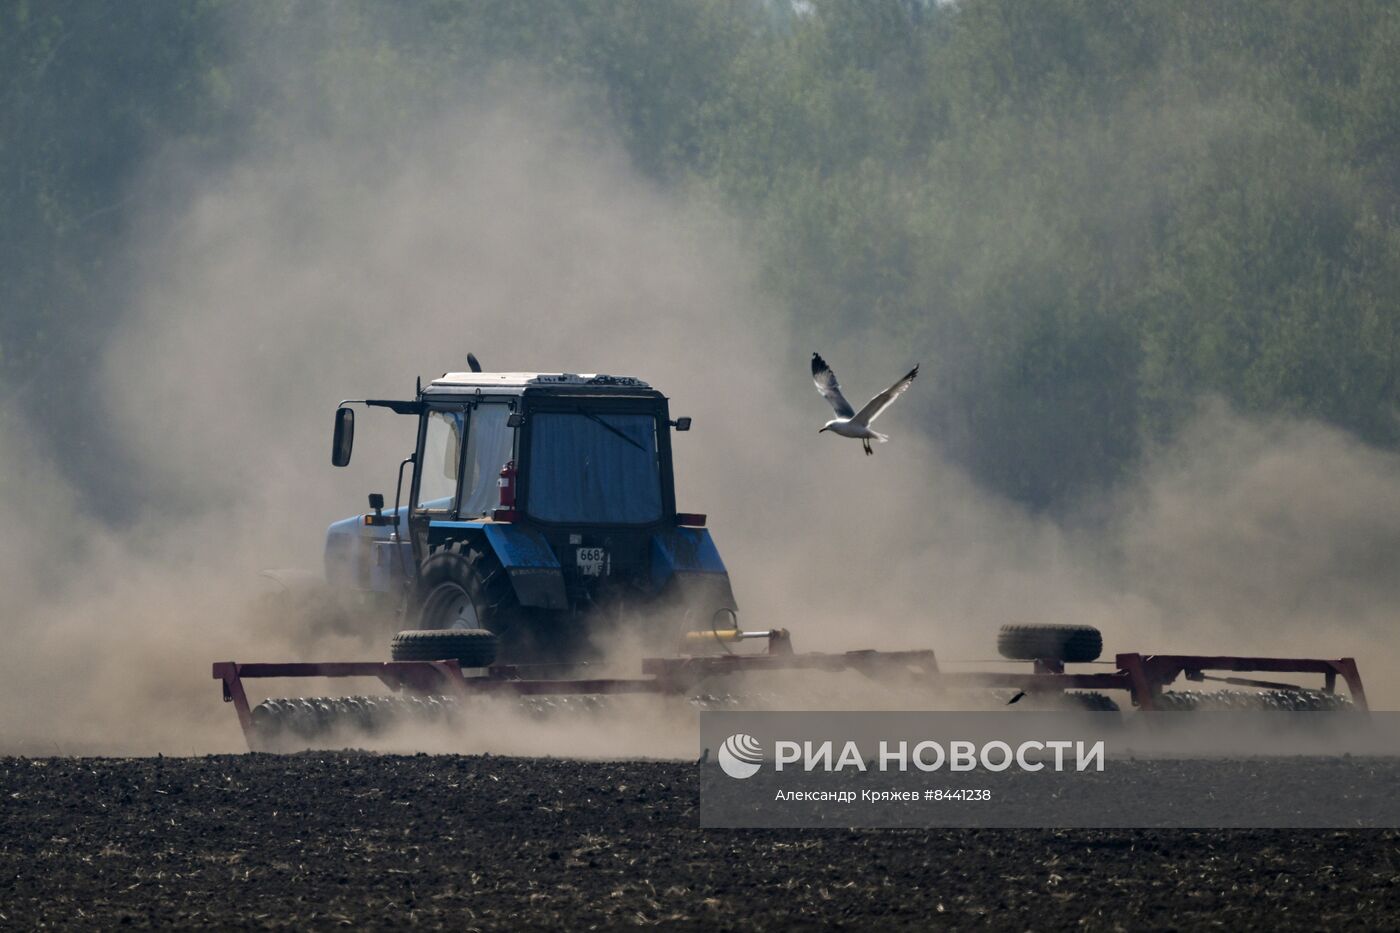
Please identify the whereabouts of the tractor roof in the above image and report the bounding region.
[426,372,652,394]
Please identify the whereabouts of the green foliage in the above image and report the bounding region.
[4,0,1400,508]
[694,0,1400,506]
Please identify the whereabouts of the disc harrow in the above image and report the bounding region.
[252,694,465,742]
[248,688,865,746]
[1155,688,1355,712]
[215,623,1369,751]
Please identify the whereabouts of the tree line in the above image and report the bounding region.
[4,0,1398,508]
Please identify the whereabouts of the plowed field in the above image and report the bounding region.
[3,755,1398,929]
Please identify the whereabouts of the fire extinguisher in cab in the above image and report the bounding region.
[494,460,517,521]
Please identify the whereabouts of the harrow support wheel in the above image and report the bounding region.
[391,628,498,667]
[997,624,1103,664]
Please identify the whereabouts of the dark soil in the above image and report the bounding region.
[3,754,1399,930]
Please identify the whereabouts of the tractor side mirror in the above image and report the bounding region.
[673,417,692,432]
[507,413,525,427]
[332,407,355,467]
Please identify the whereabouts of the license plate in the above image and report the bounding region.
[576,547,608,577]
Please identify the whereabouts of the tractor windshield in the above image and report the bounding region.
[526,411,662,524]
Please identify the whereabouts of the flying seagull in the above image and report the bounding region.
[811,352,919,455]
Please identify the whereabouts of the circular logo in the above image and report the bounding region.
[718,733,763,779]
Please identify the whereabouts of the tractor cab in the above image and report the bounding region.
[325,369,732,662]
[412,372,671,523]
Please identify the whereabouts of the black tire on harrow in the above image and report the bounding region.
[996,624,1103,663]
[391,628,499,667]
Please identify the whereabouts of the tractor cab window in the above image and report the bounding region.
[526,411,661,524]
[458,403,514,517]
[417,409,463,510]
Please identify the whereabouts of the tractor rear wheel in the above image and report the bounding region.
[411,541,522,637]
[997,624,1103,663]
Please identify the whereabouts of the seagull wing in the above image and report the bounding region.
[811,353,855,418]
[851,364,919,427]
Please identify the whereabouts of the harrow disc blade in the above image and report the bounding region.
[251,694,467,743]
[249,688,834,747]
[1156,689,1355,712]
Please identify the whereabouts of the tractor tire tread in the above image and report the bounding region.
[410,539,526,648]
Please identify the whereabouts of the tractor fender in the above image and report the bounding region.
[650,527,728,581]
[651,528,738,617]
[427,521,569,611]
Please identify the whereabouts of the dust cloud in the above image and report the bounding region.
[3,85,1400,756]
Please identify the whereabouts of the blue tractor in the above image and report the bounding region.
[323,364,737,665]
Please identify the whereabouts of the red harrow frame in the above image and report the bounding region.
[213,631,1368,751]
